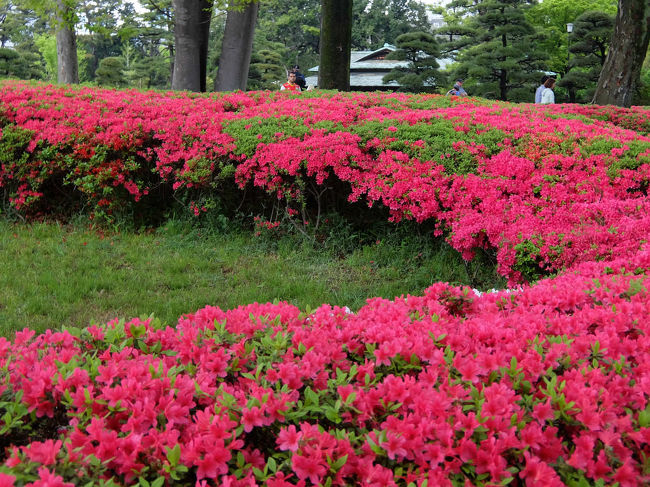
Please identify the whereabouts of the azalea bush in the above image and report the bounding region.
[1,249,649,487]
[1,81,649,282]
[0,81,650,485]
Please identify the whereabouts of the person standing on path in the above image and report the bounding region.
[535,75,549,103]
[540,78,556,104]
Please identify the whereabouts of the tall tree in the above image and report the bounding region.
[0,2,45,48]
[171,0,212,91]
[319,0,352,90]
[54,0,78,83]
[433,0,478,60]
[18,0,138,85]
[76,0,135,81]
[455,0,547,102]
[214,0,258,91]
[136,0,175,87]
[592,0,650,106]
[21,0,81,83]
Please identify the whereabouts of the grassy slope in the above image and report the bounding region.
[0,219,505,336]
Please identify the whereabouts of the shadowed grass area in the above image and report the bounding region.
[0,219,506,336]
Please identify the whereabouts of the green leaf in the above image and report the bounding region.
[344,392,357,405]
[332,454,348,471]
[252,467,265,480]
[638,405,650,427]
[625,278,646,297]
[324,406,341,423]
[165,444,181,467]
[304,387,319,407]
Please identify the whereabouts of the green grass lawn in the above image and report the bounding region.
[0,219,505,336]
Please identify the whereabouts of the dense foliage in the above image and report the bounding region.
[0,81,649,485]
[451,0,547,101]
[4,0,644,101]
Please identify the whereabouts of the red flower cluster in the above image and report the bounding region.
[1,249,649,485]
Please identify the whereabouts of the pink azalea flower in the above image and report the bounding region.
[0,473,16,487]
[292,453,326,485]
[277,425,302,452]
[25,467,74,487]
[22,440,62,466]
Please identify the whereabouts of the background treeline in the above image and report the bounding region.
[0,0,648,104]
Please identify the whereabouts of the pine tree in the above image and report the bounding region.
[353,0,431,50]
[455,0,548,101]
[248,46,286,90]
[95,56,125,87]
[383,31,442,92]
[558,10,614,103]
[433,0,476,61]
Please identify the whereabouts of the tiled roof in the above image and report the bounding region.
[306,43,454,89]
[304,73,399,89]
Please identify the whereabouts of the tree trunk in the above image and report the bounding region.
[198,0,212,92]
[319,0,353,91]
[169,44,175,88]
[214,0,259,92]
[568,87,576,103]
[55,0,78,84]
[172,0,202,91]
[500,33,507,100]
[592,0,650,107]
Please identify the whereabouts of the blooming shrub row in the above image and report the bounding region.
[1,248,649,486]
[0,81,649,282]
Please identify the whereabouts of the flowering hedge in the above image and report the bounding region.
[0,81,650,486]
[1,81,649,282]
[1,250,649,486]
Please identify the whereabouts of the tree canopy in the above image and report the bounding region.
[0,0,647,106]
[383,31,442,92]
